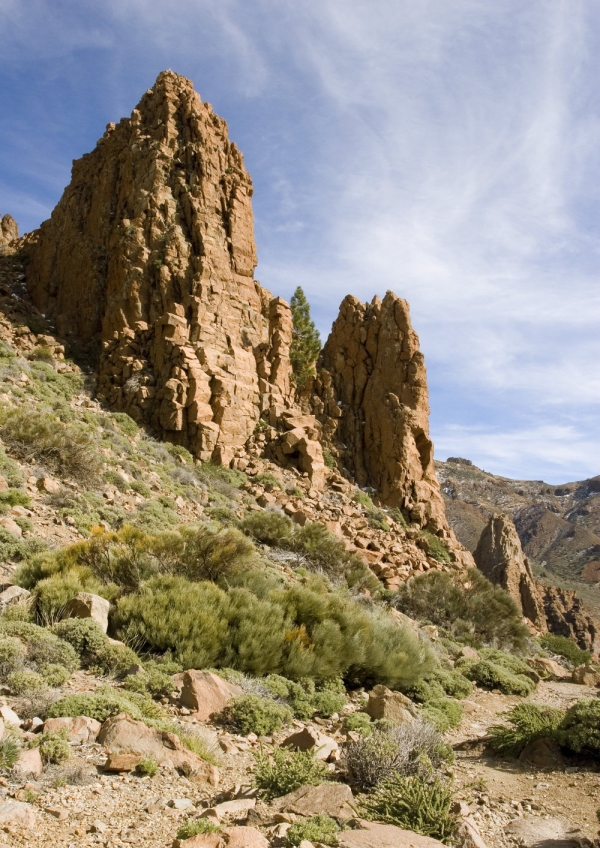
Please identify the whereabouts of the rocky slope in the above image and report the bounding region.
[437,457,600,620]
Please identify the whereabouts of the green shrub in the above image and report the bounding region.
[290,286,321,388]
[322,448,336,470]
[558,699,600,756]
[311,688,346,717]
[39,663,71,687]
[0,636,26,677]
[456,658,535,696]
[103,470,130,492]
[253,746,329,801]
[0,448,23,488]
[0,527,29,562]
[240,511,294,546]
[0,735,20,769]
[343,712,372,735]
[130,480,152,498]
[254,472,281,491]
[47,686,162,724]
[0,408,101,482]
[0,489,30,508]
[136,758,158,777]
[539,633,592,667]
[37,729,70,764]
[287,815,340,846]
[177,819,220,839]
[53,618,107,662]
[343,719,449,790]
[394,569,529,652]
[361,774,457,841]
[134,498,178,533]
[111,413,139,438]
[420,698,463,732]
[8,669,46,695]
[418,531,451,564]
[488,703,564,757]
[0,620,79,672]
[163,524,255,583]
[291,522,351,576]
[227,695,293,736]
[432,668,474,700]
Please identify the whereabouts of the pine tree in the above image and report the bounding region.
[290,287,321,388]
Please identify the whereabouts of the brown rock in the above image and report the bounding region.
[174,836,221,848]
[504,815,587,847]
[179,671,243,721]
[0,476,8,492]
[97,712,218,783]
[13,748,43,778]
[337,820,445,847]
[527,657,570,680]
[43,716,101,743]
[365,685,417,724]
[36,476,61,494]
[271,783,355,818]
[454,816,489,848]
[542,585,597,652]
[0,800,36,829]
[518,737,564,768]
[474,514,546,629]
[282,727,339,761]
[0,585,31,609]
[571,665,600,686]
[0,215,18,251]
[104,752,141,772]
[174,827,268,848]
[64,592,110,633]
[0,517,22,538]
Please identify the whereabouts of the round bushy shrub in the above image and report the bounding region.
[7,669,46,695]
[227,695,293,736]
[0,636,26,677]
[558,699,600,756]
[37,729,70,764]
[420,698,463,732]
[1,621,79,673]
[253,747,329,801]
[53,618,107,664]
[240,511,293,546]
[39,663,71,687]
[343,712,372,735]
[287,815,340,846]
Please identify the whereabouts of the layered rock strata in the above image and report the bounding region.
[24,71,324,480]
[474,513,597,649]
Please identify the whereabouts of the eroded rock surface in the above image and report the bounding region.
[0,214,18,252]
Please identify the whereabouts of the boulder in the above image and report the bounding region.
[36,476,61,494]
[0,585,30,609]
[97,713,218,784]
[337,820,445,847]
[64,592,110,633]
[13,747,43,778]
[571,665,600,687]
[179,671,243,721]
[365,685,416,724]
[271,783,355,818]
[205,799,255,820]
[282,726,339,761]
[0,800,36,829]
[527,657,570,680]
[518,737,564,769]
[43,716,101,744]
[454,816,489,848]
[0,475,8,492]
[0,704,21,726]
[104,752,142,772]
[504,815,589,847]
[0,517,22,537]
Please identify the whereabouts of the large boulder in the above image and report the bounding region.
[365,685,417,724]
[337,820,446,847]
[13,748,43,778]
[571,665,600,687]
[271,783,355,818]
[97,713,218,784]
[64,592,110,633]
[0,585,30,610]
[43,716,101,744]
[282,726,339,761]
[179,671,243,721]
[0,800,36,829]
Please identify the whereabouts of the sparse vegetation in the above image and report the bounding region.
[361,774,457,842]
[253,746,329,801]
[36,728,71,764]
[177,818,221,839]
[0,735,21,770]
[136,757,159,776]
[539,633,592,667]
[287,815,340,846]
[488,703,563,757]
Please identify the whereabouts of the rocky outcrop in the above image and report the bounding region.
[24,71,324,481]
[474,514,546,629]
[474,513,597,649]
[0,215,18,252]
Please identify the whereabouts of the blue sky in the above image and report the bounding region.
[1,0,599,483]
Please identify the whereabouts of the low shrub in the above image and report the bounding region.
[343,712,372,735]
[420,698,463,732]
[103,470,130,492]
[53,618,107,665]
[37,729,70,764]
[122,664,174,698]
[130,480,152,498]
[227,694,293,736]
[488,703,564,757]
[177,819,220,839]
[361,774,457,842]
[0,489,30,509]
[539,633,592,667]
[0,735,20,770]
[175,726,220,766]
[558,699,600,756]
[110,413,139,438]
[0,636,26,677]
[343,718,449,790]
[0,448,23,488]
[163,524,255,583]
[404,669,473,703]
[418,531,451,564]
[254,472,282,491]
[253,747,329,801]
[394,569,529,652]
[455,650,536,697]
[39,662,71,687]
[311,688,346,717]
[0,620,79,673]
[0,408,101,482]
[240,511,294,546]
[7,669,45,695]
[47,686,163,724]
[287,815,340,846]
[136,758,159,777]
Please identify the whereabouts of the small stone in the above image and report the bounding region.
[89,820,107,833]
[169,798,195,810]
[44,806,69,821]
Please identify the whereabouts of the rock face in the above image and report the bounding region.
[474,513,546,629]
[313,292,447,532]
[64,592,110,633]
[25,71,323,479]
[474,513,597,649]
[0,215,18,252]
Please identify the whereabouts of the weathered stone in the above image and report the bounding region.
[571,665,600,686]
[454,816,489,848]
[0,704,21,726]
[43,715,101,744]
[207,799,255,819]
[174,827,268,848]
[179,671,243,721]
[64,592,110,633]
[0,585,30,609]
[0,215,18,251]
[542,585,598,652]
[13,747,43,778]
[474,514,546,629]
[504,815,588,847]
[518,736,564,768]
[98,712,219,783]
[365,685,417,724]
[527,657,570,680]
[271,783,355,818]
[337,820,445,847]
[36,476,61,494]
[282,726,339,761]
[0,800,36,829]
[0,517,22,537]
[104,752,141,772]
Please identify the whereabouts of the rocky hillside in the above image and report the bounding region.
[437,457,600,619]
